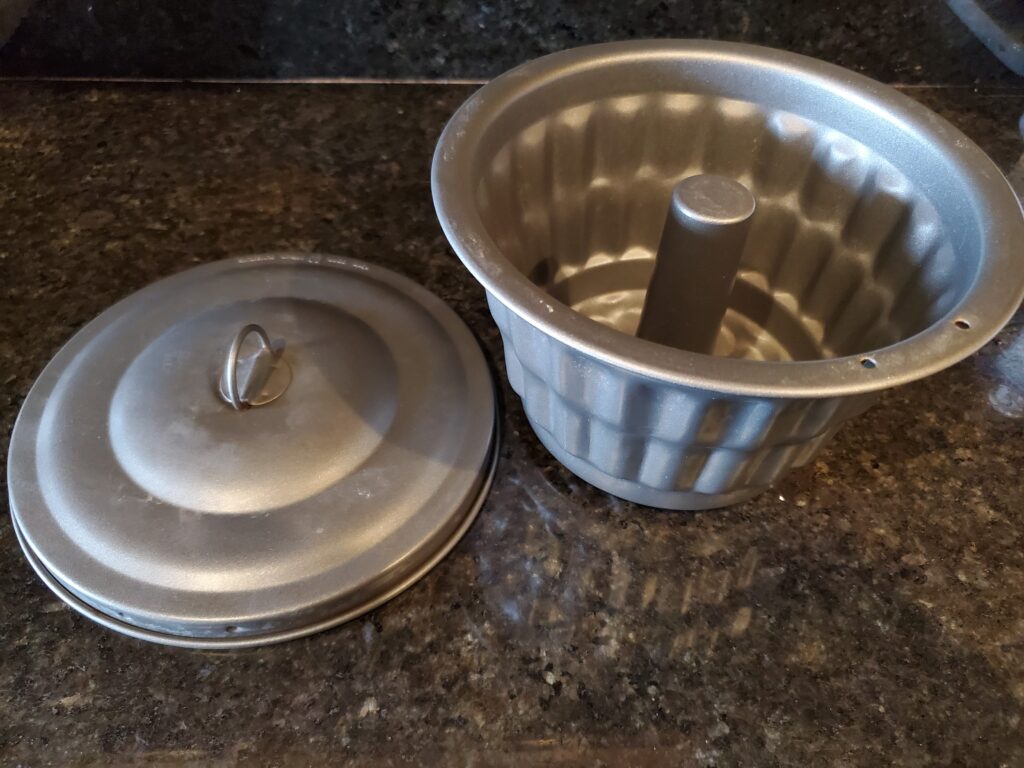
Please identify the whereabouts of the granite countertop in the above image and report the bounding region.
[1,80,1023,766]
[0,0,1020,86]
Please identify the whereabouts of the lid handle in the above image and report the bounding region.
[219,324,292,410]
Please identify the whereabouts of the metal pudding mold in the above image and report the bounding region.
[432,40,1024,510]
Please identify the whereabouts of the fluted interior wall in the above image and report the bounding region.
[474,93,967,359]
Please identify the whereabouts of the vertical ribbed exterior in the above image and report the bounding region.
[489,294,875,509]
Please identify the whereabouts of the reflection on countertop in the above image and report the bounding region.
[988,326,1024,417]
[1,81,1023,766]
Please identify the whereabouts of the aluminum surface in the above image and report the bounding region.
[218,322,292,409]
[432,40,1024,509]
[7,254,498,646]
[637,175,756,354]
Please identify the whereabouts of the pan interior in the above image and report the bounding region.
[473,93,969,361]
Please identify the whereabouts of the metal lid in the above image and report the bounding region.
[7,254,498,648]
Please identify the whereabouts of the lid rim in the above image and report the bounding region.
[10,422,498,648]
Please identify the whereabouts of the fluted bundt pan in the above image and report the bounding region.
[432,40,1024,509]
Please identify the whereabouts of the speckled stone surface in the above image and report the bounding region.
[1,82,1023,766]
[0,0,1020,85]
